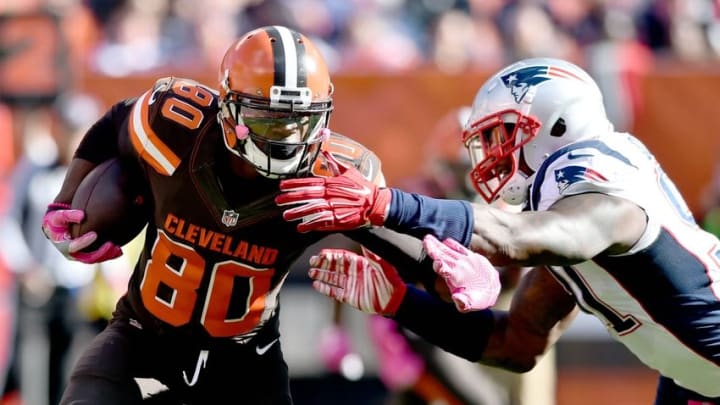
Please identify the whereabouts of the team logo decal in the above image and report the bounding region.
[555,165,607,193]
[501,65,583,103]
[222,209,239,227]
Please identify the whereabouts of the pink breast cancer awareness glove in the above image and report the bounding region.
[308,248,407,316]
[318,325,353,373]
[41,203,122,264]
[368,315,424,391]
[275,152,391,233]
[422,235,500,312]
[69,241,123,264]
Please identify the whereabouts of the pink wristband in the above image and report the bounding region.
[47,202,72,211]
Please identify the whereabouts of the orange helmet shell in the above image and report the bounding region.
[219,25,333,107]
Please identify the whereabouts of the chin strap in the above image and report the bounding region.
[500,173,528,206]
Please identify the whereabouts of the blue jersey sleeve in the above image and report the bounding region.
[385,188,474,247]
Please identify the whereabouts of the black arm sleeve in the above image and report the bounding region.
[73,98,136,163]
[393,286,495,362]
[344,227,439,293]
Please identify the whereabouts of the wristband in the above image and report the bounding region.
[47,202,72,211]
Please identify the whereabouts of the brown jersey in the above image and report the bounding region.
[115,77,383,341]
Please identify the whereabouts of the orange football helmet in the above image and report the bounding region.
[218,25,334,178]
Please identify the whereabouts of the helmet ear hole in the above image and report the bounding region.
[550,118,566,137]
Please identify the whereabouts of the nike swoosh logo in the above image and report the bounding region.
[338,185,371,196]
[255,338,279,355]
[567,151,593,159]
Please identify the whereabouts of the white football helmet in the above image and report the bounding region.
[463,57,613,204]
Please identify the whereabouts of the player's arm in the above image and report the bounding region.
[52,99,135,204]
[277,165,646,266]
[45,76,204,264]
[396,266,577,371]
[464,192,647,267]
[43,99,135,263]
[308,247,577,372]
[54,74,204,205]
[384,188,645,267]
[277,166,480,247]
[51,159,97,205]
[326,146,451,295]
[480,266,577,370]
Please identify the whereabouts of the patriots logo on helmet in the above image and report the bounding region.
[501,65,584,103]
[555,165,607,193]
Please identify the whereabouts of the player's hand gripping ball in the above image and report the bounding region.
[69,158,149,254]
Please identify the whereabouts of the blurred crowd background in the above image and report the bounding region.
[9,0,720,75]
[0,0,719,405]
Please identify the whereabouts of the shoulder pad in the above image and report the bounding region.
[312,133,384,185]
[128,77,219,176]
[530,140,639,210]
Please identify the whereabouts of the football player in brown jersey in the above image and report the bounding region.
[41,25,443,405]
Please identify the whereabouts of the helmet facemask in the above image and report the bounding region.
[219,91,332,179]
[464,109,540,204]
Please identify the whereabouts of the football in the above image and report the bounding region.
[69,158,149,252]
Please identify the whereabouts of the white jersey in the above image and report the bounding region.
[528,132,720,397]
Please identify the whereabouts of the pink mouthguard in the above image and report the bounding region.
[235,125,249,140]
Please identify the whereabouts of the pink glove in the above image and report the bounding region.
[275,154,391,233]
[69,242,123,264]
[42,203,122,264]
[308,248,407,316]
[318,325,353,373]
[368,315,424,391]
[422,235,500,312]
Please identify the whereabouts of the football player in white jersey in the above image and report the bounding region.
[275,57,720,404]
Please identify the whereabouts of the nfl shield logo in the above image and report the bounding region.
[221,210,239,227]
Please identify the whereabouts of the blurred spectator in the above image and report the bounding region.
[91,0,171,76]
[586,6,655,132]
[0,4,74,396]
[48,0,103,79]
[430,9,505,73]
[507,2,583,63]
[339,11,424,72]
[188,0,257,69]
[0,104,19,405]
[56,0,715,75]
[0,7,69,107]
[667,0,720,61]
[0,97,131,405]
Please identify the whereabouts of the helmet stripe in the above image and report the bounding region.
[289,29,307,87]
[266,25,303,88]
[548,66,585,82]
[265,26,286,86]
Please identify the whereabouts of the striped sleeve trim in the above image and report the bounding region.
[129,90,180,176]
